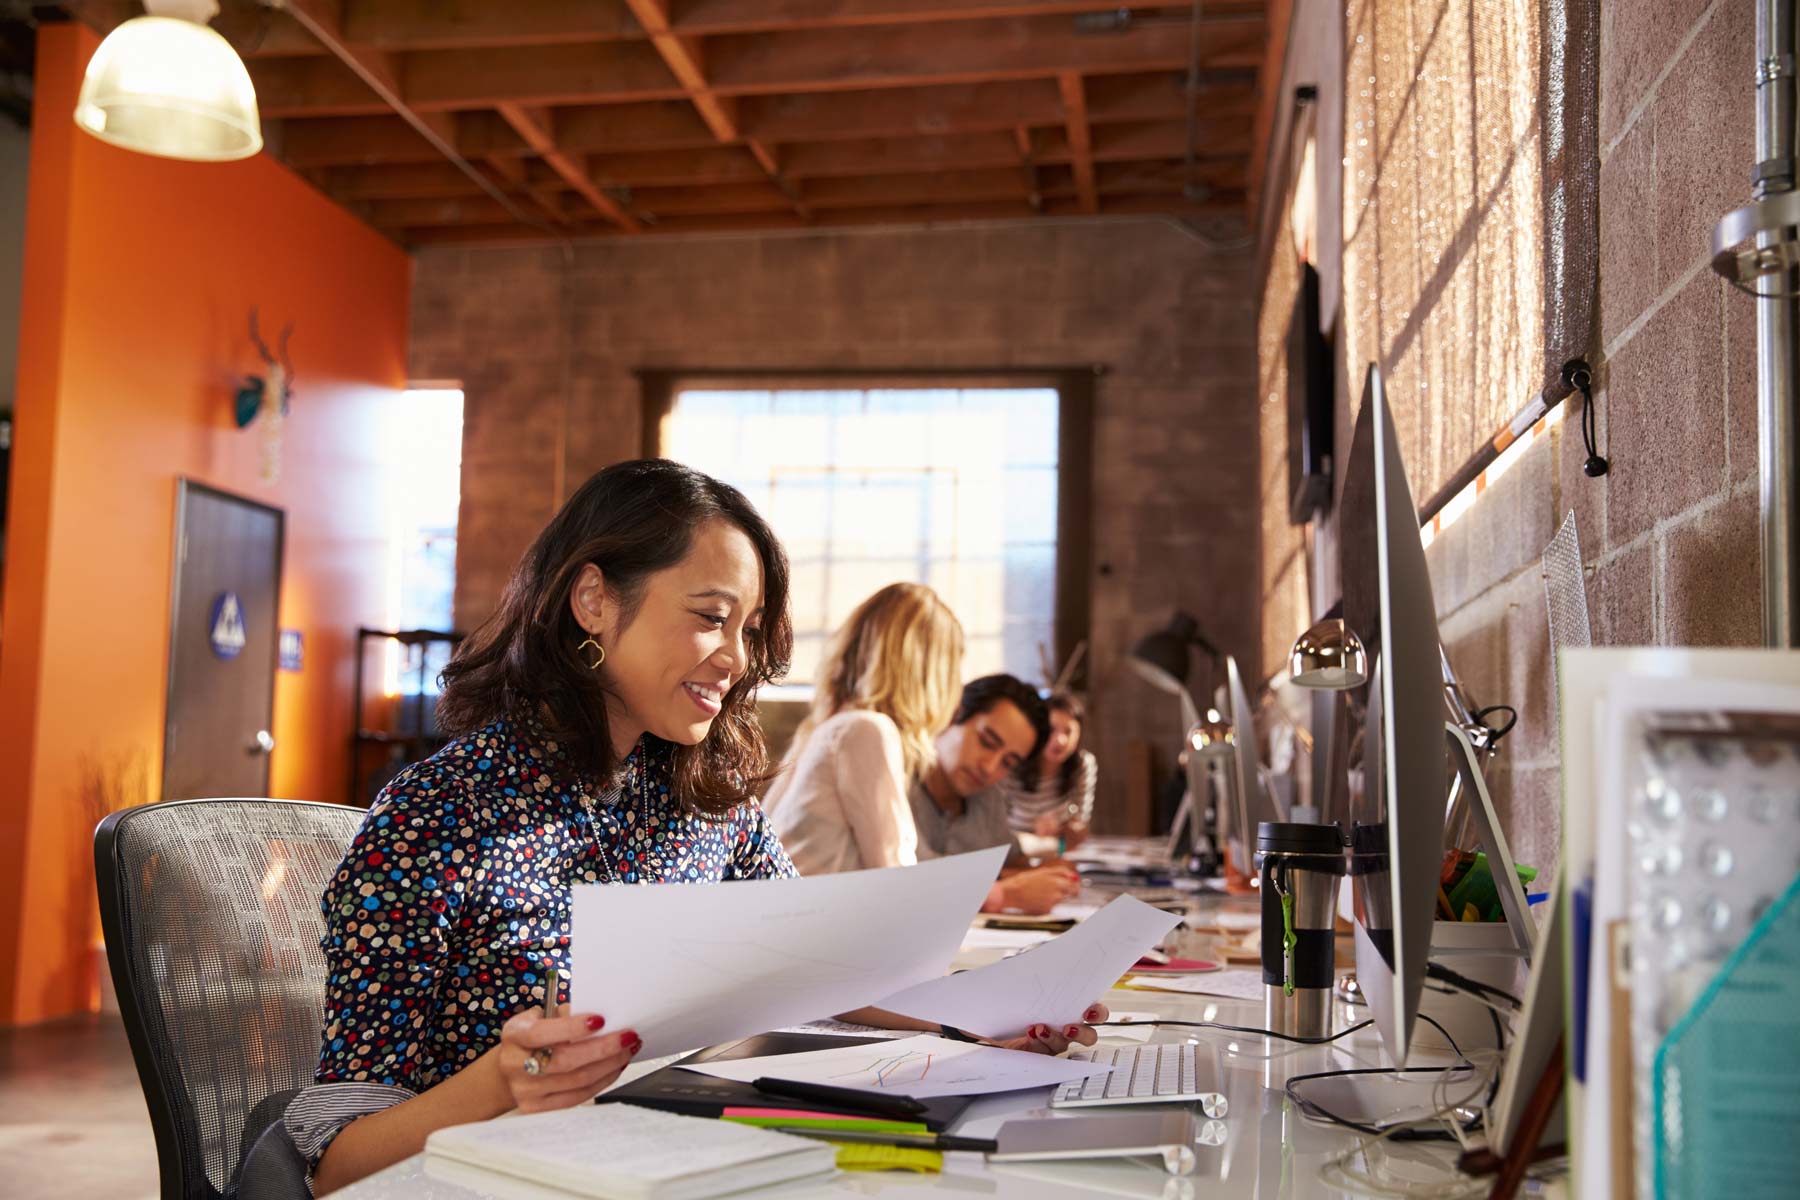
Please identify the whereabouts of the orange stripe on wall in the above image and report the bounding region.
[0,23,410,1025]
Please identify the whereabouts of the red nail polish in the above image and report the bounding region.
[1032,1025,1049,1040]
[586,1015,606,1032]
[623,1032,643,1055]
[1064,1025,1080,1039]
[1085,1007,1101,1022]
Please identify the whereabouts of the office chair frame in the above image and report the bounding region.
[95,797,358,1200]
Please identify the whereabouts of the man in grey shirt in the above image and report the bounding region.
[911,675,1081,913]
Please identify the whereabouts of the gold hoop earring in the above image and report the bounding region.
[578,636,606,669]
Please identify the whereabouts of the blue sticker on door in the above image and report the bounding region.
[209,591,247,660]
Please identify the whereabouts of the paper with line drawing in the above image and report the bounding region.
[876,895,1182,1039]
[679,1034,1110,1099]
[570,846,1007,1057]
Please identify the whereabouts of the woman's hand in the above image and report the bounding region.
[989,1003,1110,1054]
[1060,819,1090,851]
[486,1008,643,1113]
[991,864,1080,914]
[1032,811,1063,838]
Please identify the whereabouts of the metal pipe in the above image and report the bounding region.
[1755,0,1799,647]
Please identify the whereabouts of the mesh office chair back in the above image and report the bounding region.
[96,799,364,1200]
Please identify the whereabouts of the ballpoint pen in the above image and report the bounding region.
[525,966,560,1076]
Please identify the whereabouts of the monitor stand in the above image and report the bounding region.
[1444,723,1537,958]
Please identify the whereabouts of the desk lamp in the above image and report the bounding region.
[1129,612,1226,870]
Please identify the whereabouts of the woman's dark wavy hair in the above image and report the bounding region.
[437,459,793,816]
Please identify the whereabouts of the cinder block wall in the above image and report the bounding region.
[410,219,1262,831]
[1376,0,1761,876]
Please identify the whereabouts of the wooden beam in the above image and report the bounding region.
[278,0,555,236]
[366,195,527,227]
[404,42,688,111]
[703,15,1264,96]
[320,162,495,199]
[1085,71,1258,124]
[551,102,722,153]
[390,15,1263,109]
[740,80,1063,143]
[1036,120,1252,164]
[615,0,808,218]
[585,145,772,188]
[1095,158,1247,193]
[673,0,1266,36]
[625,182,801,216]
[1058,72,1097,213]
[342,0,643,51]
[499,102,642,231]
[800,169,1031,209]
[482,156,575,226]
[781,133,1025,178]
[277,116,450,167]
[1247,0,1294,219]
[248,56,389,118]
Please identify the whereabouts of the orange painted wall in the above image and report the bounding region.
[0,23,410,1024]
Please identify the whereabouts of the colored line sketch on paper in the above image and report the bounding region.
[832,1049,936,1089]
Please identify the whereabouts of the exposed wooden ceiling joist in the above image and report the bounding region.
[63,0,1279,244]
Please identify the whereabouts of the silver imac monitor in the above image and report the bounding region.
[1220,654,1288,868]
[1347,363,1449,1067]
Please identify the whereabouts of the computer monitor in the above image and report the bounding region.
[1218,654,1288,868]
[1346,363,1449,1067]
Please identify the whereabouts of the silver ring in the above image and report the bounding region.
[523,1048,551,1076]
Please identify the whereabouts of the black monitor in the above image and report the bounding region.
[1286,263,1333,524]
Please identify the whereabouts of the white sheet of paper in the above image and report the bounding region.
[960,926,1057,952]
[877,895,1182,1038]
[571,847,1007,1057]
[1124,967,1265,1001]
[679,1033,1111,1099]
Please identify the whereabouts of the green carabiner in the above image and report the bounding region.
[1279,889,1298,998]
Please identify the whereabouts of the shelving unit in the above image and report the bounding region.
[349,626,464,807]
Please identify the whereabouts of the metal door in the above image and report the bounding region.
[162,480,284,800]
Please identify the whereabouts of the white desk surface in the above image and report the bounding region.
[332,874,1489,1200]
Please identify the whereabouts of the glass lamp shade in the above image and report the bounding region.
[1288,617,1369,690]
[75,16,262,162]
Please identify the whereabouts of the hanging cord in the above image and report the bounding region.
[1563,359,1608,477]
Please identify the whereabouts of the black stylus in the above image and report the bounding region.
[751,1076,929,1120]
[761,1126,998,1154]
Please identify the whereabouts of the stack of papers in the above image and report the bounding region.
[425,1104,835,1200]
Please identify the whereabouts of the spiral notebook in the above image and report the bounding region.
[424,1102,836,1200]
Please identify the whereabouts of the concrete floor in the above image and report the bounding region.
[0,1013,157,1199]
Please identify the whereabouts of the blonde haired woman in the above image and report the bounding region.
[762,582,964,874]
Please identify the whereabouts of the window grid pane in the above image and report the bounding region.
[665,387,1059,684]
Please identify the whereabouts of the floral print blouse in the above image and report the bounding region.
[282,716,796,1172]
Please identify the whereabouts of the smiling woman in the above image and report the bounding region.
[279,459,1111,1196]
[436,458,793,815]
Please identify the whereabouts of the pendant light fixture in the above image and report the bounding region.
[74,0,262,162]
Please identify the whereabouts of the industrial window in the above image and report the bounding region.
[649,376,1093,689]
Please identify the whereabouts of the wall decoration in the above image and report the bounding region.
[233,306,295,484]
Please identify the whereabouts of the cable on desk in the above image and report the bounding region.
[1280,1014,1480,1144]
[1095,1017,1375,1045]
[1427,962,1523,1009]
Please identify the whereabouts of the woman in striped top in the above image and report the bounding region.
[999,690,1097,850]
